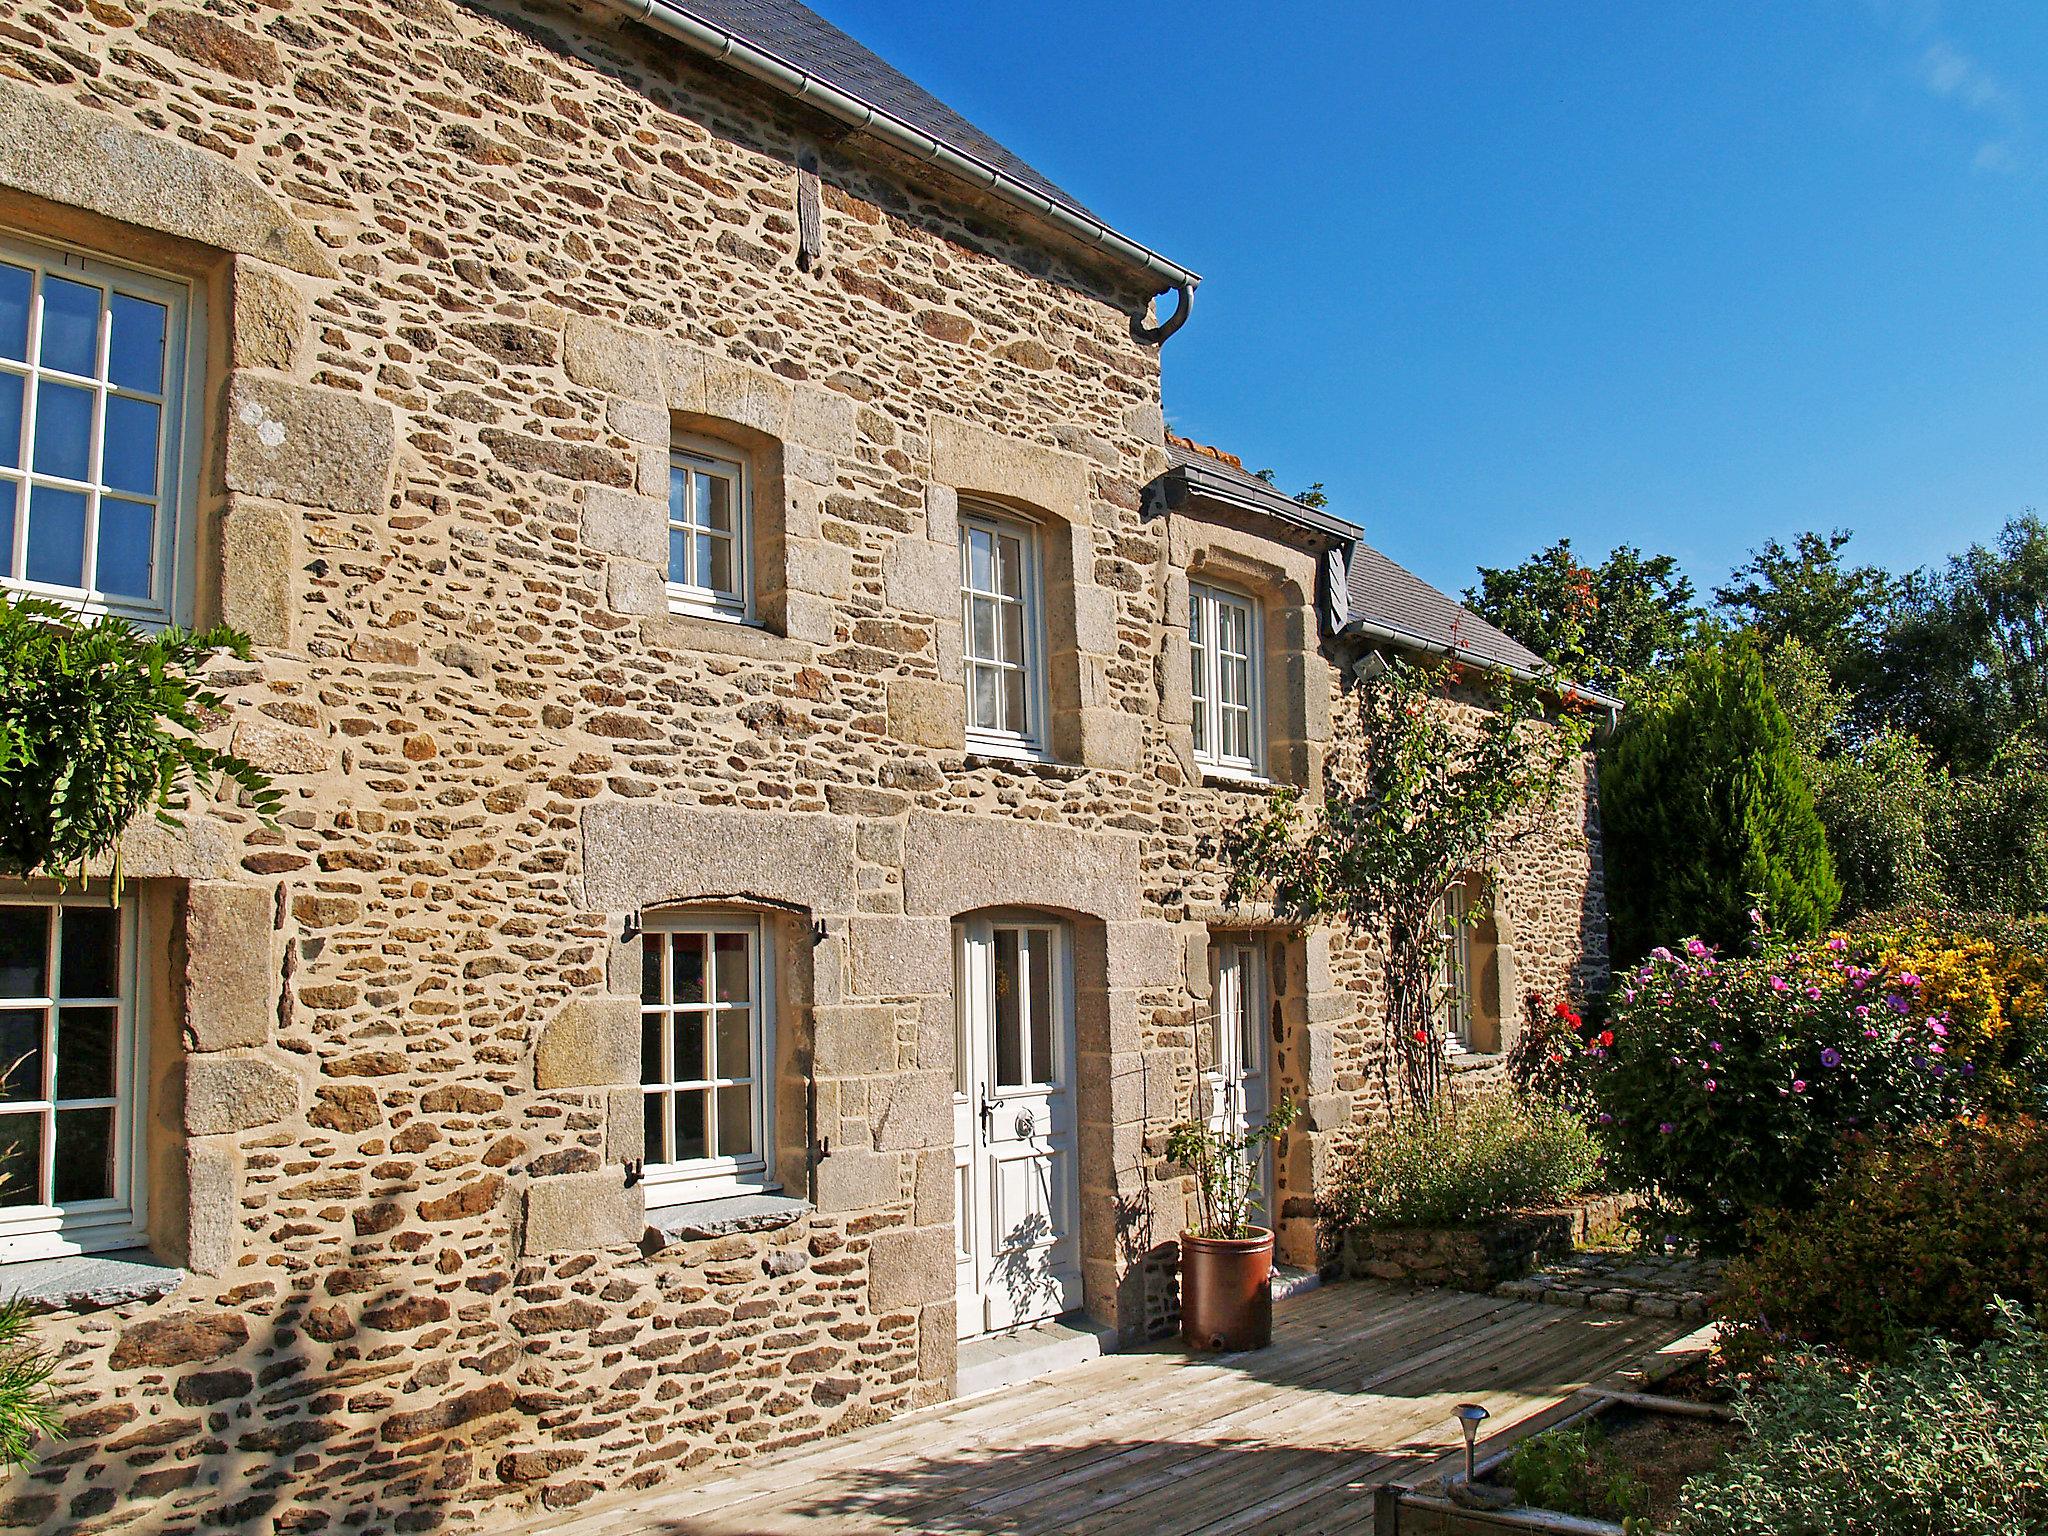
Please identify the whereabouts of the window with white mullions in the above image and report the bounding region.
[666,443,749,618]
[959,509,1044,752]
[0,235,191,624]
[1190,582,1262,774]
[1435,881,1474,1050]
[639,913,774,1201]
[0,899,144,1262]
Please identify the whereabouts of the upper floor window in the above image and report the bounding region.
[1190,582,1262,775]
[667,440,750,621]
[959,507,1046,756]
[0,236,192,626]
[639,910,774,1203]
[0,897,144,1262]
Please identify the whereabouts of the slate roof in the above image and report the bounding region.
[1162,438,1361,543]
[671,0,1101,222]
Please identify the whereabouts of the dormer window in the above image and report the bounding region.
[959,505,1046,756]
[667,439,750,621]
[1190,582,1262,775]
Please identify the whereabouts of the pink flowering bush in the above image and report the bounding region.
[1547,928,1962,1247]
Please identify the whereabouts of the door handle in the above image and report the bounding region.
[979,1090,995,1141]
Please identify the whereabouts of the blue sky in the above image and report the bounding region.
[816,0,2048,600]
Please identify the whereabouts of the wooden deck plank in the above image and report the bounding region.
[502,1283,1700,1536]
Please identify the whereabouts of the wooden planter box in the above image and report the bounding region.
[1337,1194,1636,1292]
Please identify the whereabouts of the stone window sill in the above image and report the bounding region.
[1199,765,1274,792]
[5,1248,185,1315]
[1446,1049,1506,1074]
[641,1192,812,1253]
[964,751,1087,783]
[640,609,810,664]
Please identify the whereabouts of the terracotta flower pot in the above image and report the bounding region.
[1179,1228,1276,1351]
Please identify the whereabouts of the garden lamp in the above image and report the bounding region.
[1453,1403,1490,1483]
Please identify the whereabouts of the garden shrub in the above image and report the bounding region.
[1719,1117,2048,1366]
[1321,1088,1602,1234]
[1671,1304,2048,1536]
[1599,636,1840,966]
[1550,931,1957,1247]
[1502,1422,1651,1526]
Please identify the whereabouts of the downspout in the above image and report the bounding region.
[591,0,1201,335]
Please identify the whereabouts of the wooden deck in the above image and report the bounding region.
[513,1282,1702,1536]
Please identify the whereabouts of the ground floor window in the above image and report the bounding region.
[639,910,773,1203]
[0,897,144,1261]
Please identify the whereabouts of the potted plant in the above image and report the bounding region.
[1167,1096,1300,1351]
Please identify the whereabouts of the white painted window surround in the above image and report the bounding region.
[1190,581,1263,777]
[959,505,1048,759]
[0,232,197,627]
[638,910,775,1204]
[0,897,149,1264]
[666,439,751,622]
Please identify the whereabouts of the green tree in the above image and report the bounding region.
[1936,738,2048,915]
[1224,656,1591,1106]
[1465,539,1702,701]
[1714,529,1893,683]
[1601,638,1840,963]
[0,594,278,895]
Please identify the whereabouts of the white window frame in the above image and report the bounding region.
[1436,880,1475,1051]
[959,505,1048,759]
[638,910,776,1205]
[1190,581,1265,778]
[0,230,200,628]
[0,894,149,1265]
[665,438,752,623]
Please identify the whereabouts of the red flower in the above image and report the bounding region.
[1553,999,1573,1018]
[1412,1028,1427,1043]
[1598,1030,1614,1047]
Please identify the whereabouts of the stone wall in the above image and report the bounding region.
[0,2,1606,1531]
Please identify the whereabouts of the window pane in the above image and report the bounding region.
[107,294,166,395]
[969,596,997,660]
[993,929,1022,1087]
[32,380,92,481]
[101,396,160,497]
[673,935,704,1005]
[0,371,21,468]
[999,600,1024,667]
[701,471,732,533]
[716,1084,753,1160]
[0,1012,40,1103]
[1003,668,1027,736]
[0,483,12,580]
[24,485,86,589]
[1191,699,1207,756]
[54,1007,114,1101]
[996,534,1024,600]
[640,1012,663,1086]
[702,532,733,595]
[970,664,999,731]
[714,1009,751,1080]
[39,277,100,377]
[713,931,749,1003]
[668,525,688,586]
[966,526,993,593]
[643,1093,669,1165]
[0,265,27,361]
[675,1090,708,1161]
[668,463,689,521]
[0,909,46,997]
[673,1011,706,1082]
[53,1106,113,1203]
[640,936,662,1002]
[94,498,153,600]
[0,1117,40,1206]
[1026,931,1052,1085]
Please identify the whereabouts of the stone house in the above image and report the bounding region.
[0,0,1608,1530]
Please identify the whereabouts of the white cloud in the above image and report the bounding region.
[1921,40,2005,111]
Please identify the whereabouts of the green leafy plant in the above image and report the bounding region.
[1673,1303,2048,1536]
[1503,1423,1653,1526]
[1225,655,1590,1107]
[1720,1118,2048,1369]
[0,593,277,895]
[0,1301,56,1468]
[1600,636,1840,965]
[1165,1096,1299,1239]
[1321,1087,1602,1233]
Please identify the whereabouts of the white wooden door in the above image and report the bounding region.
[1207,939,1275,1231]
[953,917,1081,1338]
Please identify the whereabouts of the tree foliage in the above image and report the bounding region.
[1225,656,1590,1105]
[1465,538,1702,701]
[0,594,278,893]
[1601,638,1839,964]
[1713,528,1893,682]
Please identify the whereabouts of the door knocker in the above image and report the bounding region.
[1013,1107,1037,1138]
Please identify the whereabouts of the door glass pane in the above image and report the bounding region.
[58,906,116,999]
[0,909,46,997]
[0,265,28,360]
[673,935,704,1005]
[24,485,86,588]
[0,1117,40,1206]
[714,1009,751,1080]
[713,931,750,1003]
[1025,931,1052,1085]
[673,1012,706,1082]
[993,928,1022,1087]
[107,293,166,395]
[39,277,100,377]
[0,1011,41,1102]
[675,1090,708,1160]
[53,1106,113,1203]
[54,1007,114,1100]
[32,380,92,481]
[716,1084,753,1159]
[1238,951,1259,1067]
